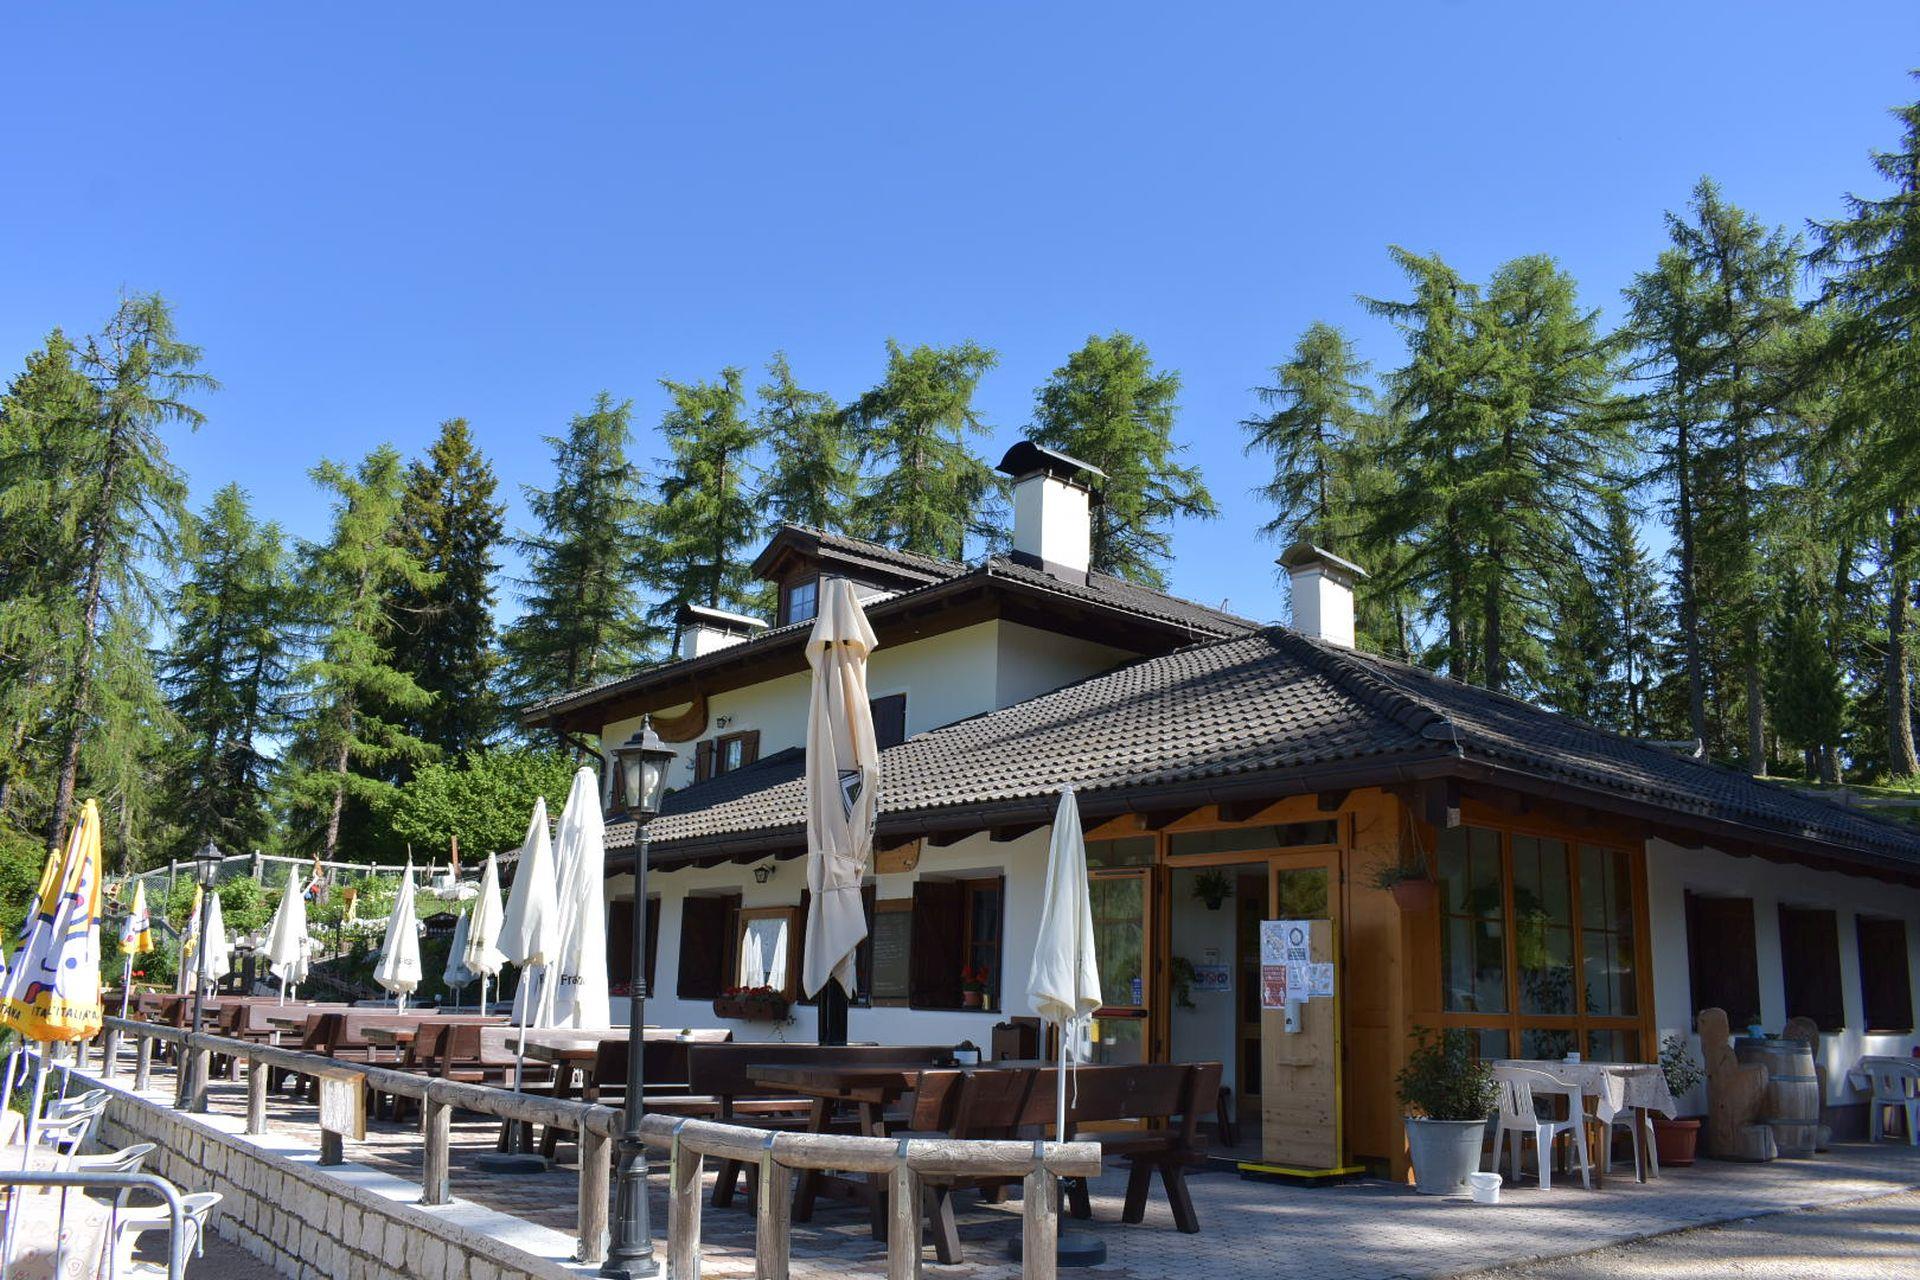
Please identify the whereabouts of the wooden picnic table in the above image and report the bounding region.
[505,1028,728,1157]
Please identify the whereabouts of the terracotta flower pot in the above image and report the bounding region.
[1389,878,1438,913]
[963,991,983,1008]
[1653,1116,1701,1167]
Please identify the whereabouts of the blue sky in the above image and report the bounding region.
[4,4,1916,625]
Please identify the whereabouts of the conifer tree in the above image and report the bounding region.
[289,447,437,858]
[645,368,769,626]
[1594,493,1670,737]
[46,296,212,854]
[848,340,1001,561]
[501,394,656,709]
[1768,588,1847,780]
[389,419,506,759]
[160,484,293,856]
[756,354,853,534]
[1243,322,1375,551]
[1029,333,1213,587]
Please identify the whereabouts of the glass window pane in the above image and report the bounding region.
[1439,826,1507,1013]
[1578,845,1637,1017]
[1585,1029,1638,1063]
[1520,1027,1576,1061]
[1273,868,1328,919]
[1514,836,1575,1015]
[1474,1027,1514,1061]
[1088,1015,1145,1065]
[1167,822,1338,857]
[1089,876,1145,1008]
[1086,837,1155,868]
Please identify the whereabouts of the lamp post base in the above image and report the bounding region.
[474,1152,548,1174]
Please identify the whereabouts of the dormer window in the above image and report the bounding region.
[782,577,818,626]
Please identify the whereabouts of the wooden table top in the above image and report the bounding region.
[752,1059,1052,1101]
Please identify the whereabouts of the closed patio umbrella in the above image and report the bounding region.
[265,865,310,1003]
[801,577,881,1040]
[1021,785,1106,1265]
[372,868,422,1011]
[118,880,154,1019]
[486,800,563,1170]
[547,767,610,1030]
[443,909,476,1007]
[198,890,233,996]
[463,852,506,1011]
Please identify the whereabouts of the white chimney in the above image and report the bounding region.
[996,441,1105,581]
[1279,544,1367,648]
[674,603,768,661]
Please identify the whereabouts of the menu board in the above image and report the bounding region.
[868,901,912,1004]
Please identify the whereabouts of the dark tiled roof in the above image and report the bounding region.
[783,526,970,583]
[623,626,1920,873]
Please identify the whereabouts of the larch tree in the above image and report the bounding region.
[46,295,212,855]
[1028,333,1213,588]
[388,418,506,761]
[644,368,769,626]
[756,354,854,534]
[160,483,294,857]
[1815,88,1920,777]
[1593,492,1670,738]
[848,340,1002,561]
[289,447,437,859]
[501,393,656,710]
[1243,321,1375,551]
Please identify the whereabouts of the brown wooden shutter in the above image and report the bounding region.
[608,899,635,988]
[677,895,732,1000]
[909,879,966,1009]
[645,897,661,999]
[1780,906,1845,1031]
[1858,917,1914,1033]
[694,740,715,783]
[739,731,760,767]
[1686,893,1761,1025]
[870,695,907,751]
[854,884,877,1003]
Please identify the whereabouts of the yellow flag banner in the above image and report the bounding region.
[121,879,155,957]
[0,798,104,1042]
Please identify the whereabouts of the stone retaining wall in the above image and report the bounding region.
[90,1080,579,1280]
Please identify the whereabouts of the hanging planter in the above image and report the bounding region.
[1192,870,1235,911]
[1372,860,1437,913]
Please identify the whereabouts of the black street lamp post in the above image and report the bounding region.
[602,717,675,1279]
[180,839,221,1111]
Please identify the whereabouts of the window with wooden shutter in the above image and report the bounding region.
[1686,893,1761,1025]
[1858,916,1914,1033]
[1779,906,1845,1031]
[909,879,966,1009]
[870,694,907,751]
[645,896,660,998]
[713,730,759,776]
[609,898,635,990]
[694,740,716,783]
[676,892,740,1000]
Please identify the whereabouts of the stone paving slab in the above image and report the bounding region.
[107,1059,1920,1280]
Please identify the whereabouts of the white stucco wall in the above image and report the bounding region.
[1167,866,1241,1097]
[1646,837,1920,1111]
[993,621,1135,707]
[607,827,1054,1048]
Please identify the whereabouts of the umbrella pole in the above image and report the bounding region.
[119,956,133,1022]
[477,966,546,1174]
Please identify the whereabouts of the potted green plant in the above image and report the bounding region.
[1652,1033,1704,1166]
[1169,956,1198,1010]
[1372,857,1437,913]
[1192,870,1234,911]
[1398,1028,1497,1195]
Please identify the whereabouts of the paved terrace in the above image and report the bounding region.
[95,1058,1920,1280]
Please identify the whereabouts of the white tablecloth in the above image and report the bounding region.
[1847,1055,1920,1092]
[1495,1059,1677,1120]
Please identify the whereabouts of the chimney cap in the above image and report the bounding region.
[673,602,769,635]
[996,441,1106,486]
[1277,543,1368,582]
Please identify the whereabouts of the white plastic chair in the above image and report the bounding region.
[113,1190,221,1278]
[1866,1062,1920,1145]
[1489,1065,1591,1190]
[28,1100,106,1168]
[1594,1088,1658,1179]
[47,1089,106,1118]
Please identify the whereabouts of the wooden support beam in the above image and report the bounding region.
[1315,789,1351,814]
[990,823,1043,843]
[1422,778,1462,830]
[1137,807,1202,831]
[926,829,973,848]
[1217,799,1274,824]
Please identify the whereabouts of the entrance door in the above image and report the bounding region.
[1088,867,1151,1065]
[1261,850,1342,1170]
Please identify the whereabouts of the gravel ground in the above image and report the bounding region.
[1477,1189,1920,1279]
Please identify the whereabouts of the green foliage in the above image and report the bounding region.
[0,822,48,944]
[1028,333,1213,588]
[645,369,770,625]
[848,340,1002,561]
[501,393,657,707]
[1658,1032,1704,1098]
[1768,587,1847,766]
[756,354,854,534]
[382,749,577,861]
[1397,1027,1497,1121]
[1244,321,1375,551]
[388,419,507,760]
[160,484,293,858]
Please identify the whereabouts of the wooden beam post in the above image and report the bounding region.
[246,1056,268,1135]
[755,1137,790,1280]
[577,1124,611,1263]
[886,1145,920,1280]
[668,1124,704,1280]
[422,1095,452,1205]
[1020,1163,1058,1280]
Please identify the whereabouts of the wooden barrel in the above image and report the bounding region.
[1736,1037,1820,1157]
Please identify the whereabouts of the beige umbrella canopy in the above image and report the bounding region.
[801,577,881,1000]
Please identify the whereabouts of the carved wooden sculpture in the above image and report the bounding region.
[1781,1015,1832,1152]
[1698,1007,1776,1162]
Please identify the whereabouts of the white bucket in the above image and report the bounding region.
[1467,1172,1501,1205]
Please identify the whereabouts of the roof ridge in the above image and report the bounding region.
[1264,628,1462,747]
[789,524,966,574]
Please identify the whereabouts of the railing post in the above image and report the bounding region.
[1020,1153,1058,1280]
[422,1092,452,1206]
[886,1139,920,1280]
[246,1054,269,1135]
[667,1121,702,1280]
[186,1044,211,1113]
[577,1120,611,1263]
[320,1129,343,1166]
[99,1029,117,1081]
[134,1034,153,1092]
[754,1133,790,1280]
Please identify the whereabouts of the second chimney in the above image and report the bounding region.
[1279,544,1367,648]
[674,602,768,660]
[996,441,1105,581]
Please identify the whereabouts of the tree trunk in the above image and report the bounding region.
[1745,634,1766,777]
[1674,413,1708,749]
[47,448,123,855]
[323,728,353,861]
[1483,570,1504,694]
[1888,506,1919,777]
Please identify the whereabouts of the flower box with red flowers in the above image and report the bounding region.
[714,985,790,1022]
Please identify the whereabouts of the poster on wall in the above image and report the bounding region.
[1260,919,1333,1005]
[1260,963,1288,1009]
[1191,964,1231,993]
